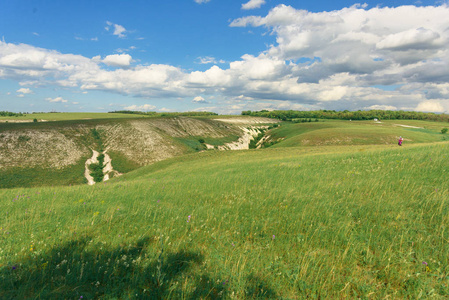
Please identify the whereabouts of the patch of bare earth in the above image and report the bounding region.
[394,124,423,129]
[84,149,99,185]
[218,126,267,150]
[84,149,122,185]
[0,130,85,169]
[100,121,185,166]
[0,117,277,185]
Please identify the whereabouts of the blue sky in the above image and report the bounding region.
[1,0,449,114]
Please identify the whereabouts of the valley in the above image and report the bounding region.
[0,113,448,298]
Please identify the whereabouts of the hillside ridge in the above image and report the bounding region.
[0,116,276,188]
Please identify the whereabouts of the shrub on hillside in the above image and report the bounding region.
[18,135,31,142]
[89,163,104,183]
[89,153,105,183]
[442,128,448,134]
[249,132,265,149]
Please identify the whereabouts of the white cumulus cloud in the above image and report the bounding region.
[2,4,449,113]
[194,0,210,3]
[196,56,225,64]
[45,97,68,103]
[376,27,442,51]
[105,21,127,38]
[415,100,445,112]
[124,104,156,111]
[365,105,398,110]
[242,0,266,10]
[102,54,132,67]
[192,96,209,103]
[16,88,33,94]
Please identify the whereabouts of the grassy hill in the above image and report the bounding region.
[0,112,148,122]
[1,116,446,189]
[0,115,269,189]
[1,137,448,298]
[265,119,448,148]
[1,116,448,298]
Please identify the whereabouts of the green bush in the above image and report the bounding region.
[18,135,31,142]
[441,128,448,134]
[89,153,105,183]
[249,132,265,149]
[89,163,104,183]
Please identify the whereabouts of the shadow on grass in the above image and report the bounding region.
[245,274,277,299]
[0,235,236,299]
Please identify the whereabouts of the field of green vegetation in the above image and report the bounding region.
[1,123,448,298]
[0,112,147,122]
[265,119,448,148]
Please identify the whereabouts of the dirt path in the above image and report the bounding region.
[394,124,423,129]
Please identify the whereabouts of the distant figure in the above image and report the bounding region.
[398,136,403,146]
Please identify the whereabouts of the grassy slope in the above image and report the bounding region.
[268,120,448,148]
[0,118,119,189]
[0,155,89,189]
[0,112,147,121]
[1,142,448,298]
[0,117,243,188]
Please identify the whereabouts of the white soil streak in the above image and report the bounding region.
[394,124,423,129]
[84,149,99,185]
[218,126,264,150]
[84,150,121,185]
[257,135,271,149]
[102,152,113,181]
[0,120,32,123]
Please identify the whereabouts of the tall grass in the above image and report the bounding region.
[0,143,448,298]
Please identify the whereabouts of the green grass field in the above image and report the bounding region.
[0,112,147,122]
[268,119,448,148]
[1,135,448,298]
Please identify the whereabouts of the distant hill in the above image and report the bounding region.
[0,115,275,188]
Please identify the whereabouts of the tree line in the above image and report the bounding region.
[0,111,26,117]
[242,110,449,122]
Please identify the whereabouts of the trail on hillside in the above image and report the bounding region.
[394,124,423,129]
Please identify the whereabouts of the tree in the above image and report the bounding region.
[442,128,448,134]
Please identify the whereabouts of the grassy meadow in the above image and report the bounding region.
[268,119,448,147]
[1,136,448,298]
[0,112,147,122]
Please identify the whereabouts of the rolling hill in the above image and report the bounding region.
[0,115,275,188]
[0,114,448,298]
